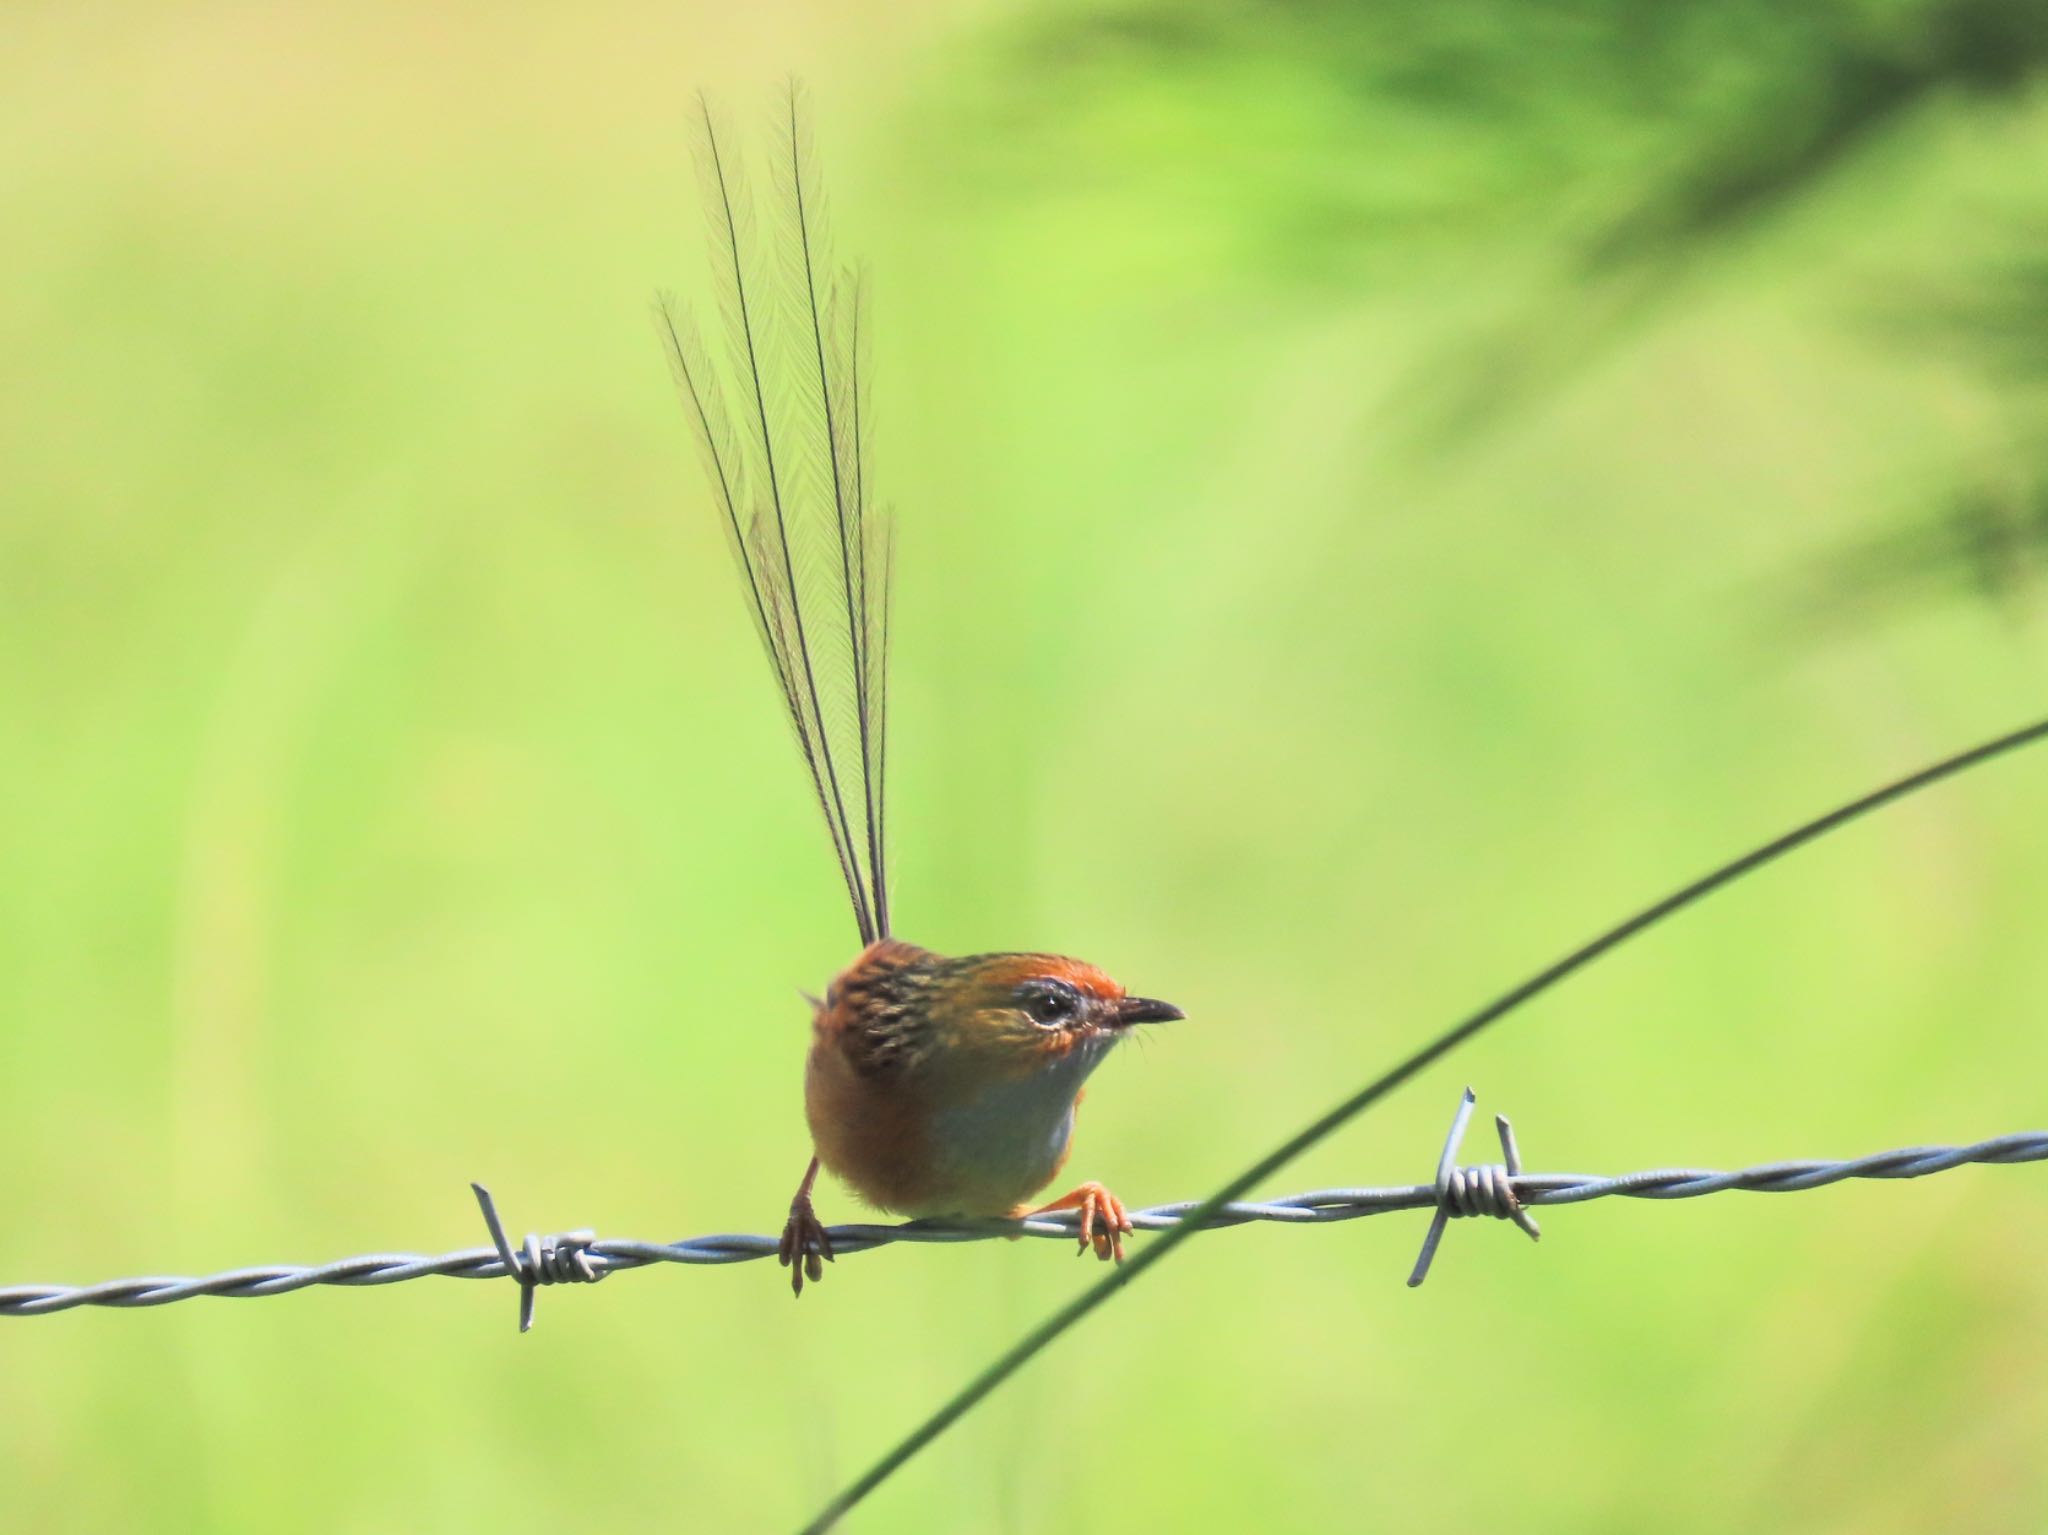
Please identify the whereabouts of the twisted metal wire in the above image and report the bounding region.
[4,1100,2042,1322]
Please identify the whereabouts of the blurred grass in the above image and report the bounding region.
[2,1,2046,1531]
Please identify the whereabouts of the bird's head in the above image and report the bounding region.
[822,940,1182,1085]
[931,951,1183,1076]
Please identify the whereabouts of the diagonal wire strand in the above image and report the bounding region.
[803,712,2048,1530]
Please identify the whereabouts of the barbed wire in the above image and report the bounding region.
[3,1090,2042,1326]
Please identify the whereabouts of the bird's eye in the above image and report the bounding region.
[1022,984,1079,1028]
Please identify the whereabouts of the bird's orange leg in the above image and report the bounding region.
[1021,1181,1133,1263]
[777,1155,834,1298]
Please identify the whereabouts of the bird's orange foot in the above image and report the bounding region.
[777,1194,834,1298]
[1025,1181,1134,1263]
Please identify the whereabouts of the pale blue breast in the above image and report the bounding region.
[922,1047,1106,1215]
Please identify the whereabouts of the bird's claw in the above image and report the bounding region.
[778,1195,834,1297]
[1025,1181,1132,1264]
[1074,1185,1131,1263]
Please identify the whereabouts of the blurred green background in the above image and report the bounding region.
[4,1,2047,1529]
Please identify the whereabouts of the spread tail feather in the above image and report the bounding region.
[658,85,893,944]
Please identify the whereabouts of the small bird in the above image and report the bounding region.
[658,89,1180,1295]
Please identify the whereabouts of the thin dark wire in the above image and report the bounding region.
[803,713,2048,1532]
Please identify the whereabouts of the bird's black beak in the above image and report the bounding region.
[1113,995,1184,1027]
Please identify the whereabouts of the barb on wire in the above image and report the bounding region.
[4,1108,2044,1321]
[470,1183,606,1333]
[1408,1087,1541,1286]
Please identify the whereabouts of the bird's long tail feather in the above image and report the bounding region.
[658,85,893,945]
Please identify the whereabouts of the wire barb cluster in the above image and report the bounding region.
[3,1100,2043,1324]
[470,1183,607,1333]
[1408,1088,1542,1286]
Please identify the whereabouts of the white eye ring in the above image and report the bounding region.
[1023,985,1080,1028]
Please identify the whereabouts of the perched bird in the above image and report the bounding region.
[658,89,1180,1295]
